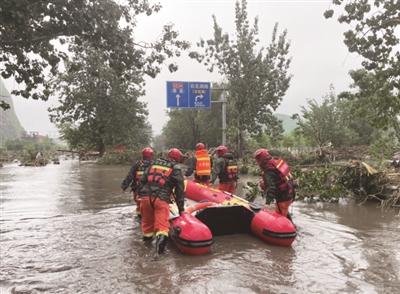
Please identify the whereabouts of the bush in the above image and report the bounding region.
[368,132,399,162]
[292,166,349,202]
[98,150,140,165]
[239,165,249,175]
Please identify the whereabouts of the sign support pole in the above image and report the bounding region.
[211,88,227,146]
[221,91,227,146]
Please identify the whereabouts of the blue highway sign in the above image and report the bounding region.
[166,81,189,108]
[188,82,211,108]
[167,81,211,109]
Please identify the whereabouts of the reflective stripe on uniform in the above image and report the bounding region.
[195,149,211,176]
[151,165,171,172]
[156,231,168,237]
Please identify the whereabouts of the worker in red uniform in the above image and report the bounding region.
[121,147,154,218]
[211,145,238,193]
[185,142,211,185]
[137,148,185,255]
[254,148,295,219]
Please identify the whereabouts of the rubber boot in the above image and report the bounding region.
[135,214,142,223]
[142,235,153,242]
[155,235,168,255]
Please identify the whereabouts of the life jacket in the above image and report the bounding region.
[195,149,211,176]
[267,158,295,196]
[135,160,150,183]
[146,159,174,188]
[223,158,238,181]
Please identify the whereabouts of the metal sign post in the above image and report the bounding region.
[211,89,227,146]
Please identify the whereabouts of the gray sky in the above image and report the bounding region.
[6,0,362,137]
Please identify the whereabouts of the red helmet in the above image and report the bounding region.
[142,147,154,160]
[168,148,183,162]
[196,142,205,150]
[215,145,228,156]
[254,148,271,165]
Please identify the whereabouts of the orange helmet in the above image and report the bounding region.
[168,148,183,162]
[142,147,154,160]
[254,148,271,165]
[215,145,228,157]
[196,142,205,150]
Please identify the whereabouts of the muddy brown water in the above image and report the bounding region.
[1,160,399,294]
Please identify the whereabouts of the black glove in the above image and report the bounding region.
[177,201,185,215]
[265,193,274,205]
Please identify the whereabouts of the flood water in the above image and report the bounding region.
[1,160,399,293]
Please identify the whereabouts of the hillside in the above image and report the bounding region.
[0,79,25,145]
[275,113,297,134]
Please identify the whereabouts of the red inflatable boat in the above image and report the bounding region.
[169,180,296,255]
[170,210,213,255]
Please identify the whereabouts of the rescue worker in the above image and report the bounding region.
[137,148,185,255]
[185,142,211,185]
[211,145,238,193]
[121,147,154,218]
[254,148,295,219]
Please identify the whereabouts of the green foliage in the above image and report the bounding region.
[295,90,346,149]
[339,69,400,141]
[243,181,260,202]
[98,151,134,165]
[4,136,58,164]
[152,134,166,152]
[0,100,9,110]
[292,167,348,202]
[189,0,291,153]
[295,88,378,149]
[325,0,400,140]
[239,165,249,175]
[5,137,56,152]
[0,0,188,109]
[368,131,400,162]
[49,44,151,155]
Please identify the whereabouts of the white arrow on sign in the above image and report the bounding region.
[176,94,181,106]
[195,94,204,102]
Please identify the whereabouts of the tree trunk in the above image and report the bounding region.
[97,141,105,157]
[236,120,244,157]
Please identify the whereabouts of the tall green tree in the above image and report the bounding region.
[295,88,379,153]
[190,0,291,154]
[325,0,400,140]
[50,44,150,156]
[0,0,188,109]
[295,90,351,154]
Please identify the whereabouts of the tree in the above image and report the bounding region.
[294,90,351,155]
[152,133,166,153]
[325,0,400,140]
[0,0,188,109]
[336,91,378,146]
[339,69,400,141]
[189,0,291,154]
[50,44,151,156]
[295,88,379,154]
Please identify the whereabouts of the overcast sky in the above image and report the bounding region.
[5,0,362,137]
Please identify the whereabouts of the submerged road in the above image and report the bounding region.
[1,160,399,293]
